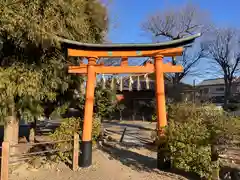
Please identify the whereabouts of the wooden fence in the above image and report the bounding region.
[0,133,79,180]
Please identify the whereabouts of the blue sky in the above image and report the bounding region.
[106,0,240,84]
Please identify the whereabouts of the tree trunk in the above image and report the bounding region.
[172,57,181,85]
[4,104,20,155]
[211,145,220,180]
[4,116,19,155]
[80,81,85,95]
[173,73,180,85]
[223,79,232,110]
[171,65,182,102]
[29,117,37,143]
[119,111,122,121]
[142,113,145,121]
[4,116,18,144]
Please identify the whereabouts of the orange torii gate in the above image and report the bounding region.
[61,33,201,168]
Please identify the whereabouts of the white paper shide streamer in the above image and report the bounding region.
[137,75,140,91]
[116,76,120,91]
[144,73,149,89]
[102,74,106,89]
[111,76,115,90]
[129,76,134,91]
[120,76,123,92]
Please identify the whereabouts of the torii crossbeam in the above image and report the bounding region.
[61,33,201,168]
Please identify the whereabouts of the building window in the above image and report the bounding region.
[237,86,240,92]
[203,88,209,94]
[216,87,224,91]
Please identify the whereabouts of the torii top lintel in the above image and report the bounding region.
[61,33,201,58]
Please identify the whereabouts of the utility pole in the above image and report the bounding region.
[193,79,196,103]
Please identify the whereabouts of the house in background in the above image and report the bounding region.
[197,77,240,103]
[115,73,196,120]
[115,74,156,121]
[109,58,196,120]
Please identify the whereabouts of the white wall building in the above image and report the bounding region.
[197,78,240,103]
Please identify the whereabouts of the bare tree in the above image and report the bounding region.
[97,57,121,66]
[172,43,206,82]
[202,28,240,108]
[142,3,211,84]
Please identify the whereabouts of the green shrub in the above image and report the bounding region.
[94,84,117,119]
[50,116,101,164]
[225,103,240,111]
[161,103,239,178]
[92,115,102,142]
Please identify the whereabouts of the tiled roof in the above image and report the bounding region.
[197,78,225,86]
[198,77,240,86]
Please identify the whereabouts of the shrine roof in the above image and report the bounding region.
[60,33,201,51]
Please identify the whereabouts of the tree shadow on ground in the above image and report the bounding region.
[100,142,201,180]
[104,129,156,152]
[103,121,154,131]
[219,165,240,180]
[105,129,152,143]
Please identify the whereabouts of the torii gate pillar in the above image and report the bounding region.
[154,55,167,132]
[154,55,169,169]
[80,57,97,167]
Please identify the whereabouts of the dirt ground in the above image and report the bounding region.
[8,120,240,180]
[10,148,189,180]
[9,120,189,180]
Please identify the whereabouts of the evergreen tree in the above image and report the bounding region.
[0,0,108,145]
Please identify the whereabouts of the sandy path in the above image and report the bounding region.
[10,120,184,180]
[10,149,184,180]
